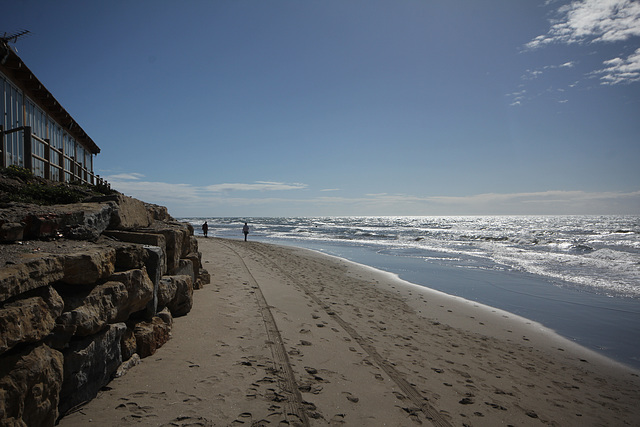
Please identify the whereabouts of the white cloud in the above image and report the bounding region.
[106,172,145,180]
[204,181,308,192]
[320,188,341,192]
[526,0,640,49]
[592,46,640,84]
[522,1,640,86]
[100,173,640,216]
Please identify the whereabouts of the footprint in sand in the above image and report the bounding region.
[343,392,360,403]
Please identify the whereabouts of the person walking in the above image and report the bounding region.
[242,222,249,241]
[202,221,208,238]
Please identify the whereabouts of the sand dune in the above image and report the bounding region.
[59,237,640,426]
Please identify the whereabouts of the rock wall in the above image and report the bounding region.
[0,195,209,426]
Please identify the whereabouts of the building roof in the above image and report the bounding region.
[0,41,100,154]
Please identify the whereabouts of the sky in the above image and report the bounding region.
[3,0,639,217]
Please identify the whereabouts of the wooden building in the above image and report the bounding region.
[1,34,104,185]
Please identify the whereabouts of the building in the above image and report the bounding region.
[1,34,103,185]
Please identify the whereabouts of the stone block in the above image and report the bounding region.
[0,222,24,242]
[0,344,64,427]
[58,268,153,337]
[175,258,195,283]
[133,316,171,358]
[59,323,126,416]
[199,268,211,285]
[62,247,116,285]
[0,286,64,355]
[0,255,65,303]
[158,275,193,317]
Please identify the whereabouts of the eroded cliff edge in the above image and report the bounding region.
[0,191,210,426]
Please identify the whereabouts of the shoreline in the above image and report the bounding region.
[59,237,640,426]
[248,236,640,370]
[315,246,635,373]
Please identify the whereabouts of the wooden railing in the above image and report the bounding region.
[0,125,108,187]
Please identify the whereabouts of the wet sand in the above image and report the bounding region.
[59,237,640,426]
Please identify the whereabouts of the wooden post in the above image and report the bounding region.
[23,126,32,171]
[0,125,4,168]
[58,148,64,182]
[44,138,51,180]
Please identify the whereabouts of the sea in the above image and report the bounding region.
[182,216,640,370]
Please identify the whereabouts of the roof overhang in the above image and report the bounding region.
[1,42,100,154]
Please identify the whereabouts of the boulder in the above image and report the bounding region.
[120,328,137,361]
[18,203,113,241]
[58,203,113,241]
[157,276,177,311]
[143,245,164,317]
[185,251,201,271]
[0,286,64,355]
[133,315,171,358]
[199,268,211,286]
[0,255,65,303]
[167,275,193,317]
[62,247,116,285]
[109,242,148,271]
[87,194,151,230]
[158,275,193,316]
[0,222,24,242]
[144,203,172,222]
[101,230,167,275]
[174,258,194,283]
[59,323,126,416]
[133,223,190,274]
[58,268,153,336]
[0,344,64,427]
[109,268,154,315]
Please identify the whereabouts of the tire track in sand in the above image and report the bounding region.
[219,241,309,427]
[243,242,452,427]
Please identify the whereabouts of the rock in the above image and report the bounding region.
[0,255,65,303]
[143,245,164,317]
[199,268,211,286]
[109,268,154,316]
[59,323,126,416]
[185,251,201,271]
[158,275,193,317]
[174,258,194,283]
[102,230,167,275]
[58,203,113,241]
[157,307,173,327]
[0,344,64,427]
[20,203,113,241]
[133,316,171,358]
[120,328,137,361]
[0,286,64,355]
[62,247,116,285]
[157,276,177,311]
[58,268,153,336]
[87,194,151,230]
[133,223,191,274]
[109,242,148,271]
[0,222,24,242]
[115,353,141,378]
[144,203,172,222]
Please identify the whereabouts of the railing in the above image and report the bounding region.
[0,125,108,188]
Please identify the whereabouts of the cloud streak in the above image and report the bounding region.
[593,46,640,84]
[204,181,308,192]
[101,173,640,216]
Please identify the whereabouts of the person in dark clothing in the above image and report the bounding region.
[242,222,249,241]
[202,221,208,237]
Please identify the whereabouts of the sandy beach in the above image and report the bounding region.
[59,237,640,426]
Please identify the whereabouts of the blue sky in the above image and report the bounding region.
[3,0,639,216]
